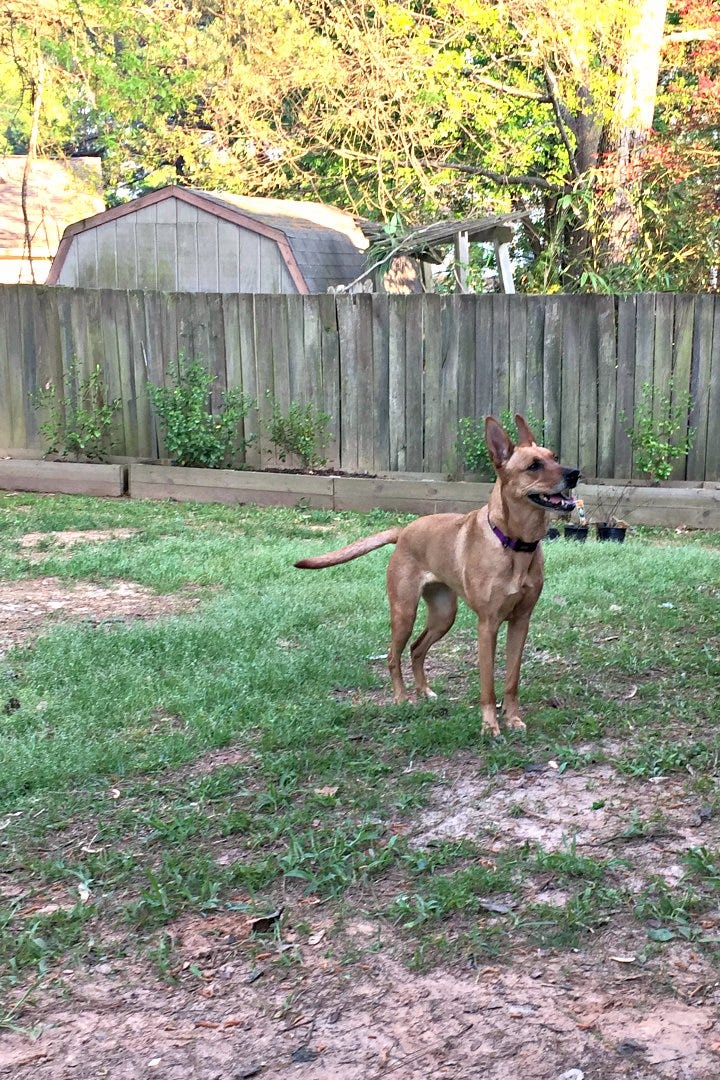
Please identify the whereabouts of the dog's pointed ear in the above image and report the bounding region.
[515,414,538,447]
[485,416,514,469]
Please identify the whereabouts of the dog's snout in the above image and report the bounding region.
[564,468,580,488]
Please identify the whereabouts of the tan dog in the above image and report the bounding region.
[295,416,579,735]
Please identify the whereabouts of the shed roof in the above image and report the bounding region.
[49,185,369,294]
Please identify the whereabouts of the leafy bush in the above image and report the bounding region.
[32,363,121,461]
[626,382,695,482]
[148,358,255,469]
[264,395,332,471]
[456,409,545,477]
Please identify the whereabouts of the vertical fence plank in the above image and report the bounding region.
[577,295,599,477]
[559,296,580,469]
[423,294,443,471]
[32,287,64,450]
[705,298,720,480]
[253,294,277,466]
[474,296,493,417]
[670,295,695,479]
[130,291,160,458]
[440,296,460,474]
[371,294,390,473]
[456,296,476,469]
[319,294,341,469]
[388,295,407,471]
[542,297,562,453]
[236,294,261,468]
[404,295,424,470]
[615,296,637,478]
[0,289,21,446]
[336,295,360,471]
[508,294,527,416]
[525,297,545,429]
[355,294,375,473]
[688,294,714,481]
[491,294,510,416]
[596,296,617,477]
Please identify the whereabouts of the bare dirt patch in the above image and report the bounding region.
[410,751,720,888]
[2,909,719,1079]
[16,529,140,563]
[0,577,197,654]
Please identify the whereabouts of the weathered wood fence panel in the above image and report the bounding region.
[0,285,718,481]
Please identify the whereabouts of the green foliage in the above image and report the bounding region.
[264,395,332,471]
[626,382,695,482]
[31,364,120,462]
[147,358,255,469]
[456,409,545,476]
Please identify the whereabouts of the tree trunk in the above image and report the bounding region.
[605,0,667,265]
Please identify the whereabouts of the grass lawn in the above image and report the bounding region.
[1,491,719,1076]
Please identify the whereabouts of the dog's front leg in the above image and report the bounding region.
[477,617,501,736]
[503,608,533,731]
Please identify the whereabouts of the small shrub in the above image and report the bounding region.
[264,395,332,471]
[148,357,255,469]
[626,382,695,482]
[32,363,121,461]
[456,408,545,476]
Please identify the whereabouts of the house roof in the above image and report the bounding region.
[49,185,370,293]
[0,156,104,283]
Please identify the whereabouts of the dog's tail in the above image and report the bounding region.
[294,528,402,569]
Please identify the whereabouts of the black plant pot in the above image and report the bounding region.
[545,527,561,541]
[596,524,627,543]
[563,524,588,542]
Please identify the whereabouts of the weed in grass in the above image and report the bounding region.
[125,854,225,928]
[683,846,720,885]
[524,883,625,949]
[532,839,611,881]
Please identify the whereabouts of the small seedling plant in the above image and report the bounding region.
[148,357,255,469]
[32,362,121,461]
[626,381,695,482]
[265,394,332,471]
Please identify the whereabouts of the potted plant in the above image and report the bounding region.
[563,498,589,541]
[589,487,630,543]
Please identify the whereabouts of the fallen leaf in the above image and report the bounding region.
[77,882,91,904]
[621,685,638,700]
[610,955,636,964]
[313,786,338,798]
[250,909,282,934]
[308,929,326,946]
[109,788,121,800]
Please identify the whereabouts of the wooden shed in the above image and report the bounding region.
[48,185,370,294]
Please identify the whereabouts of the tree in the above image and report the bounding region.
[2,0,718,291]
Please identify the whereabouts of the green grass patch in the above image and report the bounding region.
[1,493,719,987]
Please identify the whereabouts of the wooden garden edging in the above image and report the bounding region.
[0,457,717,528]
[0,458,127,498]
[127,464,720,529]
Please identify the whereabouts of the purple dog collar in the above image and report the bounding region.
[488,517,540,554]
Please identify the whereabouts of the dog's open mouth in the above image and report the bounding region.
[527,491,577,513]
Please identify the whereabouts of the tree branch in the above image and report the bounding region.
[471,74,552,103]
[543,65,581,181]
[420,157,558,191]
[663,28,719,44]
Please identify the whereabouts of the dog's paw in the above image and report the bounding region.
[504,716,526,733]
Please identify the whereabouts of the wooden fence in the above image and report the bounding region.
[0,285,718,480]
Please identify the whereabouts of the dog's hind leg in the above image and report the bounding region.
[410,583,458,700]
[387,559,425,704]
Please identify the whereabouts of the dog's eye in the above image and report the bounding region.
[527,459,543,472]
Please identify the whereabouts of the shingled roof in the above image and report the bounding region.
[196,191,370,294]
